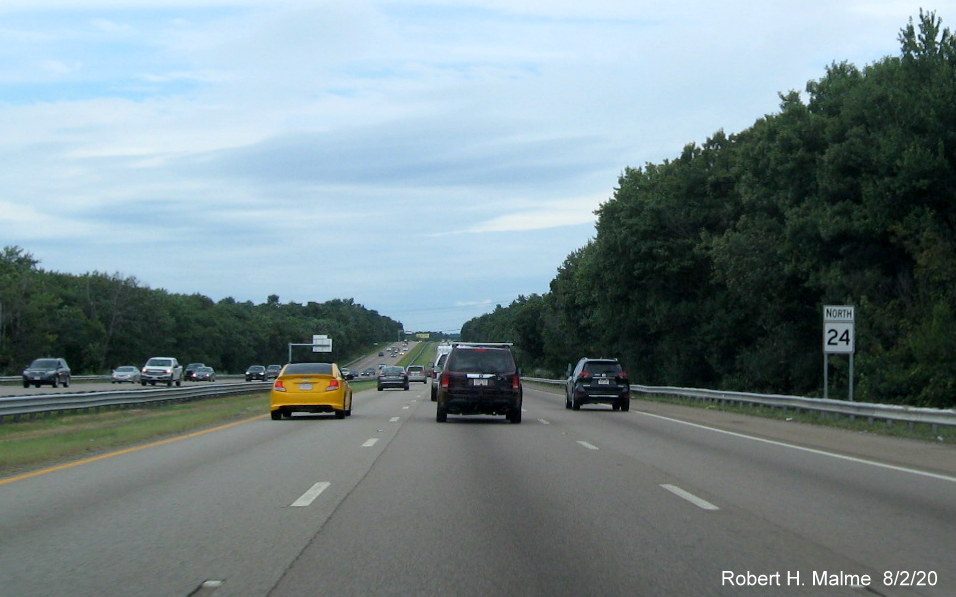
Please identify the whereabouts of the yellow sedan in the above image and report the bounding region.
[270,362,353,420]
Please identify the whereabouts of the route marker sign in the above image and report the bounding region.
[823,305,855,401]
[823,306,854,354]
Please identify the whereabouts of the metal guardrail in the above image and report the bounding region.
[525,377,956,433]
[0,383,268,423]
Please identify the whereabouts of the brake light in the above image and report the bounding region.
[274,380,286,392]
[327,379,340,391]
[512,373,521,391]
[440,372,449,390]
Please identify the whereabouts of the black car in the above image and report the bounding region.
[565,357,630,411]
[435,342,522,423]
[245,365,267,381]
[22,357,71,388]
[184,362,206,381]
[377,366,409,391]
[265,365,282,380]
[193,366,216,382]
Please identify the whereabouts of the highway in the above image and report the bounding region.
[0,380,953,596]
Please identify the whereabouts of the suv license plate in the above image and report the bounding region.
[472,379,488,387]
[598,379,610,385]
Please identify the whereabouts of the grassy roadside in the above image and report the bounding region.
[0,391,270,480]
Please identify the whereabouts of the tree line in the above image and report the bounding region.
[461,11,956,408]
[0,246,403,375]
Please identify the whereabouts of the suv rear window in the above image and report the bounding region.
[582,361,623,375]
[446,348,515,373]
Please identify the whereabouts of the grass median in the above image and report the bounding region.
[0,391,270,480]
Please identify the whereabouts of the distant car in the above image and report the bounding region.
[435,342,521,423]
[341,367,354,380]
[245,365,267,381]
[405,365,427,383]
[141,357,183,387]
[22,358,71,388]
[194,366,216,382]
[270,362,352,420]
[111,365,141,384]
[361,368,376,377]
[377,365,409,391]
[378,351,385,356]
[565,357,630,411]
[184,362,206,381]
[266,364,282,380]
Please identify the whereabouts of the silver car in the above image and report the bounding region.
[405,365,428,383]
[111,365,141,384]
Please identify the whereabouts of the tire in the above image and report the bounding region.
[167,380,173,387]
[22,381,28,388]
[335,410,345,419]
[51,378,58,388]
[270,410,281,420]
[63,376,70,388]
[508,408,522,424]
[141,381,146,386]
[565,394,571,409]
[436,407,447,423]
[176,379,182,387]
[403,384,409,391]
[620,398,630,412]
[571,397,581,411]
[377,385,383,391]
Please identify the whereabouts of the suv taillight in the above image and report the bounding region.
[440,372,449,390]
[513,373,521,391]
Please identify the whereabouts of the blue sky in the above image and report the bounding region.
[1,0,949,333]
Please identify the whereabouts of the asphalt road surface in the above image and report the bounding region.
[1,381,953,596]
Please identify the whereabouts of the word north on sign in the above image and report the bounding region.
[823,305,855,354]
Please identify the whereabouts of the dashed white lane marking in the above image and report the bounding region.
[538,419,551,425]
[290,482,331,507]
[389,417,400,422]
[402,405,410,410]
[660,484,720,511]
[576,441,599,450]
[362,438,379,447]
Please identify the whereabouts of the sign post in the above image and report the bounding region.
[823,306,855,400]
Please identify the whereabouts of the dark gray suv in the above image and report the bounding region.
[435,342,522,423]
[565,357,630,411]
[22,358,71,388]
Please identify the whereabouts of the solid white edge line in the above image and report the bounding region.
[389,417,400,422]
[290,481,331,507]
[362,438,379,447]
[576,440,599,450]
[639,411,956,484]
[661,484,720,511]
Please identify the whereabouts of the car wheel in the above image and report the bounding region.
[141,381,146,386]
[403,384,409,391]
[436,407,447,422]
[270,411,281,420]
[167,380,173,387]
[571,397,581,411]
[63,377,70,388]
[621,398,630,412]
[508,408,522,424]
[51,378,58,388]
[565,394,571,409]
[377,385,382,391]
[22,381,28,388]
[335,410,345,419]
[34,383,41,388]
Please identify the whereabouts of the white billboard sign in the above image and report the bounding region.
[312,334,333,353]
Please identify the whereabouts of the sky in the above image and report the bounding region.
[2,0,952,333]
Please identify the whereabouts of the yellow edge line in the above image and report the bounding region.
[0,414,268,487]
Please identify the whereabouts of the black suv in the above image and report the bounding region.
[565,357,630,411]
[22,357,71,388]
[435,342,522,423]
